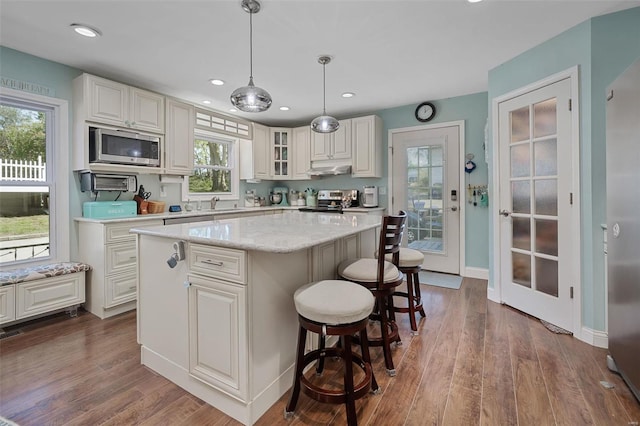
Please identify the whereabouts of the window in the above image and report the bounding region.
[0,88,69,266]
[182,130,239,201]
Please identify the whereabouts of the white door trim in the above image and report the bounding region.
[388,120,466,276]
[490,66,583,341]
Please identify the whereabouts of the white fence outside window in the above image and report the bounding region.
[0,156,46,181]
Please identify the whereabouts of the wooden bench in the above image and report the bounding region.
[0,262,90,326]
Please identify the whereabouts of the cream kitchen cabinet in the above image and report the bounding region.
[252,123,271,180]
[73,73,165,134]
[310,119,351,161]
[0,285,15,324]
[77,219,162,319]
[16,275,85,320]
[164,98,195,175]
[351,115,383,178]
[270,128,292,179]
[292,126,311,180]
[188,243,248,400]
[188,274,248,400]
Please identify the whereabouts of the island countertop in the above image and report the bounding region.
[130,211,381,253]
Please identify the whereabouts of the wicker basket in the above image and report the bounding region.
[146,200,166,214]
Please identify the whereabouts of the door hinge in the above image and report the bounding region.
[569,99,572,111]
[570,286,574,299]
[570,192,573,205]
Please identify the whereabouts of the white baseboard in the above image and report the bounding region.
[463,267,489,280]
[578,326,608,348]
[486,286,501,304]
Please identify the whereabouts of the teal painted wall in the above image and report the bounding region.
[487,7,640,331]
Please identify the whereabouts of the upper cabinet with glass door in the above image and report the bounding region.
[271,128,292,179]
[73,73,165,134]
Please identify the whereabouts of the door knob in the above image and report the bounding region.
[450,206,458,212]
[499,209,511,217]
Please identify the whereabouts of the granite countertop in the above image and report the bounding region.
[74,206,385,223]
[130,211,382,253]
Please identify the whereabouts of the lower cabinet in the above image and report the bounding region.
[78,219,162,319]
[188,274,248,400]
[0,274,85,325]
[16,274,85,319]
[0,285,16,324]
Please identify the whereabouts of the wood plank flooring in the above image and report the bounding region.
[1,277,639,425]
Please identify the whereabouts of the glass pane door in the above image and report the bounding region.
[406,144,444,253]
[509,98,559,297]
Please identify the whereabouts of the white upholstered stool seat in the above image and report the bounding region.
[385,248,424,268]
[294,280,375,325]
[338,258,402,284]
[286,280,379,425]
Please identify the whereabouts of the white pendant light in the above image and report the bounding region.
[311,56,339,134]
[230,0,272,112]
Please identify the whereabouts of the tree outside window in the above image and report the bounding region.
[0,103,51,264]
[184,132,239,201]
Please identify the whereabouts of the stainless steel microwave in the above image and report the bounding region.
[89,127,160,167]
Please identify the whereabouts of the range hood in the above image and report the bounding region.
[306,164,352,177]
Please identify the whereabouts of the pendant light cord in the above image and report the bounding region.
[322,62,327,114]
[249,9,253,79]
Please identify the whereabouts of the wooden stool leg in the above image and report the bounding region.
[342,334,358,426]
[378,295,396,376]
[316,325,326,375]
[359,327,379,393]
[405,272,418,332]
[414,272,426,317]
[285,324,307,418]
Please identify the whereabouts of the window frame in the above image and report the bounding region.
[182,129,239,202]
[0,87,69,267]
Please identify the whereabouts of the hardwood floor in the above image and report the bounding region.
[1,277,639,425]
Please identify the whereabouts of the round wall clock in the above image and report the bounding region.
[415,101,436,122]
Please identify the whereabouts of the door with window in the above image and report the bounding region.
[498,78,574,331]
[391,125,460,274]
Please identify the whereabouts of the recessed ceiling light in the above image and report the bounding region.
[229,108,238,112]
[279,106,290,111]
[210,79,225,86]
[468,0,483,3]
[202,100,211,104]
[342,92,355,98]
[70,23,101,38]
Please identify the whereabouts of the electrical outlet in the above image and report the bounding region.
[160,185,167,198]
[379,186,387,195]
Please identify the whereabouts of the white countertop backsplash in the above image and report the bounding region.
[130,211,382,253]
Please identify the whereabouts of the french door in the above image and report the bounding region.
[391,124,461,274]
[498,78,574,331]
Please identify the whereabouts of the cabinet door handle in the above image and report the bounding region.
[129,256,137,260]
[129,286,137,290]
[202,259,223,266]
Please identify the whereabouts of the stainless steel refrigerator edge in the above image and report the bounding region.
[606,57,640,402]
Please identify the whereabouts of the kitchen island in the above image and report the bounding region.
[131,212,381,425]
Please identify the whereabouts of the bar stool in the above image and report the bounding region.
[386,248,426,334]
[337,211,407,376]
[285,280,379,426]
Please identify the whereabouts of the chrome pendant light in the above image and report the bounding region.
[230,0,272,112]
[311,56,339,133]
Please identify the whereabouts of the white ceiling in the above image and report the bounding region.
[1,0,639,127]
